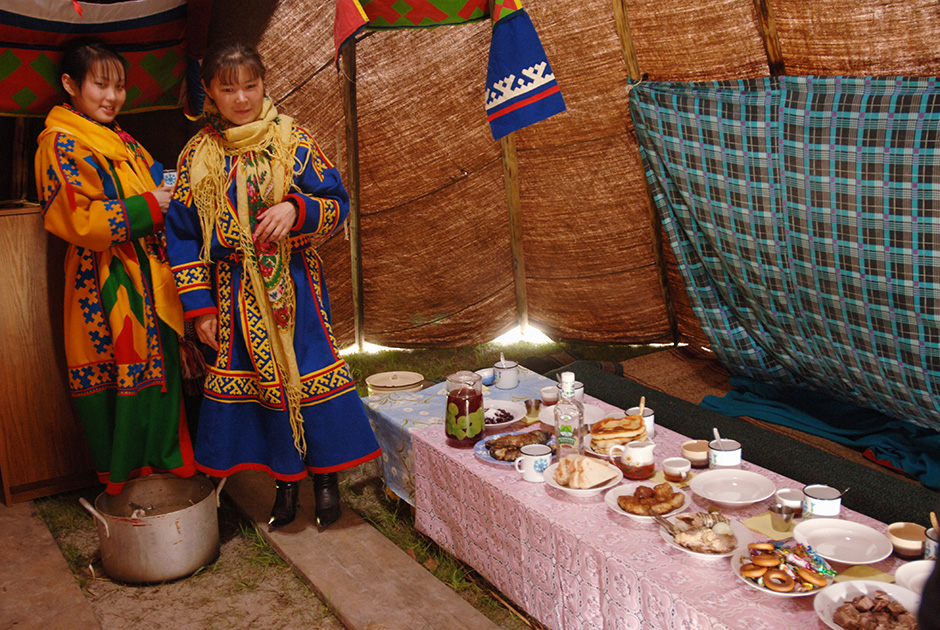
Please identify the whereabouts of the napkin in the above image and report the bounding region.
[834,566,895,583]
[649,470,695,489]
[742,512,796,541]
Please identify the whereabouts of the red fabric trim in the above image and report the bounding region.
[195,461,308,482]
[184,306,218,319]
[142,191,164,230]
[487,84,561,121]
[306,448,381,474]
[286,193,306,229]
[862,448,905,473]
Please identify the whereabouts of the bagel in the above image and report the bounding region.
[747,542,775,552]
[762,568,795,592]
[740,563,768,579]
[795,566,828,588]
[751,553,780,567]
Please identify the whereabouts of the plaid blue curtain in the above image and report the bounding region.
[631,76,940,432]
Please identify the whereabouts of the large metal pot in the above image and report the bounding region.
[79,474,220,583]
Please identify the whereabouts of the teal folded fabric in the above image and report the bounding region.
[701,377,940,490]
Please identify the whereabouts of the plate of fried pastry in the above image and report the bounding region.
[474,429,555,466]
[605,482,688,522]
[586,415,648,456]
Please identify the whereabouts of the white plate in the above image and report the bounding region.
[793,518,893,565]
[474,430,555,466]
[657,515,753,558]
[604,483,689,522]
[538,403,607,427]
[814,580,920,630]
[895,559,935,594]
[730,547,833,597]
[483,400,527,429]
[543,462,623,498]
[688,469,776,507]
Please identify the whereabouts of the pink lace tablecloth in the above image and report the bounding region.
[413,397,903,630]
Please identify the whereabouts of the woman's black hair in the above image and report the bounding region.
[59,37,127,93]
[200,41,266,87]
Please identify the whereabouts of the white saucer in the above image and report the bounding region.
[657,516,753,559]
[543,462,623,498]
[538,403,607,427]
[483,399,527,429]
[894,559,935,594]
[604,483,689,523]
[814,580,920,630]
[688,469,775,507]
[793,518,893,565]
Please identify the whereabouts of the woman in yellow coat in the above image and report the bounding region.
[34,38,195,494]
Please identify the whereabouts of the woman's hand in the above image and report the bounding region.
[253,200,298,243]
[150,184,173,214]
[195,313,219,352]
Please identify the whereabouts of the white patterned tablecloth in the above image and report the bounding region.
[363,366,555,505]
[413,397,904,630]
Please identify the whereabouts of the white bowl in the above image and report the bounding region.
[793,518,893,565]
[538,403,606,427]
[482,400,527,429]
[814,580,920,630]
[688,469,776,507]
[895,559,935,594]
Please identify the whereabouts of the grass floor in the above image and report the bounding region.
[35,340,662,629]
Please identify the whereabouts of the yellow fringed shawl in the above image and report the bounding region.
[189,97,309,456]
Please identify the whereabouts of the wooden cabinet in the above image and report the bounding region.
[0,205,95,505]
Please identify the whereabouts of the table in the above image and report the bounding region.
[412,397,905,630]
[363,366,555,505]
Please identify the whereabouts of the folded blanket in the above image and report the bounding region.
[701,377,940,490]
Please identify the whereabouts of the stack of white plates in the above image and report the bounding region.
[365,371,425,396]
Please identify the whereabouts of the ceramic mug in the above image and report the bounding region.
[493,360,519,389]
[708,438,742,469]
[802,484,842,519]
[514,443,552,482]
[163,169,177,187]
[540,385,559,406]
[627,405,655,439]
[775,488,804,518]
[926,528,938,561]
[662,457,691,483]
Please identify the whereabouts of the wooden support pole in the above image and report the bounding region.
[753,0,786,76]
[341,44,365,350]
[611,0,679,345]
[500,132,528,334]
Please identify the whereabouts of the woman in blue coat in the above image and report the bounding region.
[166,42,380,529]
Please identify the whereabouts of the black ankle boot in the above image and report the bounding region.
[268,480,299,529]
[313,472,341,528]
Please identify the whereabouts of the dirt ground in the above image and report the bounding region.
[56,497,345,630]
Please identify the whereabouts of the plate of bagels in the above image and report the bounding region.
[731,541,834,597]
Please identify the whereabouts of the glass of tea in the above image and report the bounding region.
[444,370,484,447]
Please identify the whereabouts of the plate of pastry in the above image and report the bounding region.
[605,482,688,522]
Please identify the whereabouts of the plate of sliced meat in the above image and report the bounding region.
[474,429,555,466]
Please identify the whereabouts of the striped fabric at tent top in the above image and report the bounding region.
[630,76,940,433]
[0,0,188,116]
[333,0,565,140]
